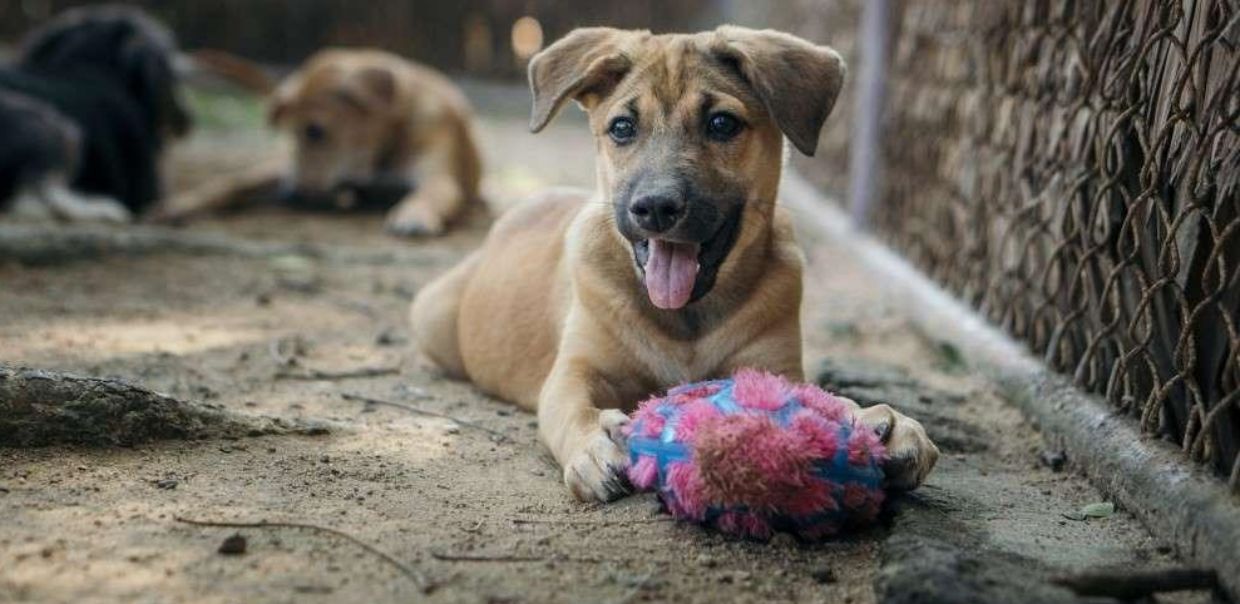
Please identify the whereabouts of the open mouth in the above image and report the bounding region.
[631,208,742,310]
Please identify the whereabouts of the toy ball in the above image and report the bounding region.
[624,369,887,541]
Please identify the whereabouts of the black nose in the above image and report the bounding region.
[629,195,685,233]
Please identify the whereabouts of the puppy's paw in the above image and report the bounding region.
[59,195,132,223]
[563,409,632,503]
[385,203,446,237]
[89,198,133,224]
[857,404,939,491]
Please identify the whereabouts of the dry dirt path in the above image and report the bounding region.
[0,83,1206,604]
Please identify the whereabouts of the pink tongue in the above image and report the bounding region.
[644,239,700,310]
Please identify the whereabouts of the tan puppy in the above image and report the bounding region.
[410,27,939,501]
[163,49,482,236]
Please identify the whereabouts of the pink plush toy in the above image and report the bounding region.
[624,369,888,540]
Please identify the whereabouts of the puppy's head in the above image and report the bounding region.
[529,27,845,310]
[20,5,191,143]
[269,51,404,198]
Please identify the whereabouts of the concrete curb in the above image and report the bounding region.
[780,172,1240,600]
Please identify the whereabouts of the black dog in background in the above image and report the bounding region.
[0,5,190,221]
[0,90,127,221]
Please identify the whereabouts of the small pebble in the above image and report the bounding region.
[375,330,404,346]
[218,533,247,555]
[769,533,797,548]
[1039,450,1067,472]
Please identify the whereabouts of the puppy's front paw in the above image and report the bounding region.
[91,199,133,223]
[857,404,939,491]
[63,195,132,223]
[385,202,445,237]
[563,409,632,502]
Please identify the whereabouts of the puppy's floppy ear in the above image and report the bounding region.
[268,72,302,127]
[711,26,846,156]
[350,66,398,110]
[125,41,191,139]
[528,27,648,132]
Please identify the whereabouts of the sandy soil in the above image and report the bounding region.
[0,83,1202,604]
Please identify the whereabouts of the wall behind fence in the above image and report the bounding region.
[779,0,1240,488]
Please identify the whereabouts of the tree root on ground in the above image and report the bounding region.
[0,365,330,447]
[0,223,452,267]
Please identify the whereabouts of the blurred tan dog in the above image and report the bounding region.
[162,49,482,236]
[410,27,938,501]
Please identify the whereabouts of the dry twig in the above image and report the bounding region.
[341,392,509,442]
[276,366,399,381]
[510,517,672,526]
[175,516,430,592]
[430,551,544,563]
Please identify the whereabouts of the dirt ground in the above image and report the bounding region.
[0,82,1208,604]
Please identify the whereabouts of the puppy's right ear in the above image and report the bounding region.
[268,72,302,127]
[528,27,647,132]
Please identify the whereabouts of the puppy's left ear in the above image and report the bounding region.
[712,27,846,156]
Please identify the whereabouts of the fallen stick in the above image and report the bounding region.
[430,550,640,565]
[510,517,672,526]
[175,516,429,592]
[341,392,510,442]
[1051,567,1219,600]
[0,365,326,447]
[430,551,545,562]
[276,365,400,381]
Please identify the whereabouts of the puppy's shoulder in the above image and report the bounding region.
[770,205,806,270]
[487,187,591,242]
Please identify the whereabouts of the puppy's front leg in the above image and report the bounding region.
[385,175,462,237]
[538,358,631,502]
[385,130,472,237]
[147,158,283,224]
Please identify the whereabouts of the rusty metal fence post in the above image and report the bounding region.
[847,0,888,228]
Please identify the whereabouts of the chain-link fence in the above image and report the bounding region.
[770,0,1240,490]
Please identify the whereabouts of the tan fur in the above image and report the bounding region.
[411,27,938,501]
[156,49,482,236]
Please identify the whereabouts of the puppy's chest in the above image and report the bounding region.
[616,323,736,386]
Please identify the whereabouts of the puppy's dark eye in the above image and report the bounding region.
[303,123,327,144]
[706,113,743,141]
[607,117,637,144]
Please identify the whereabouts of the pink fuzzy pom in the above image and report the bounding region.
[732,368,789,411]
[630,455,660,490]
